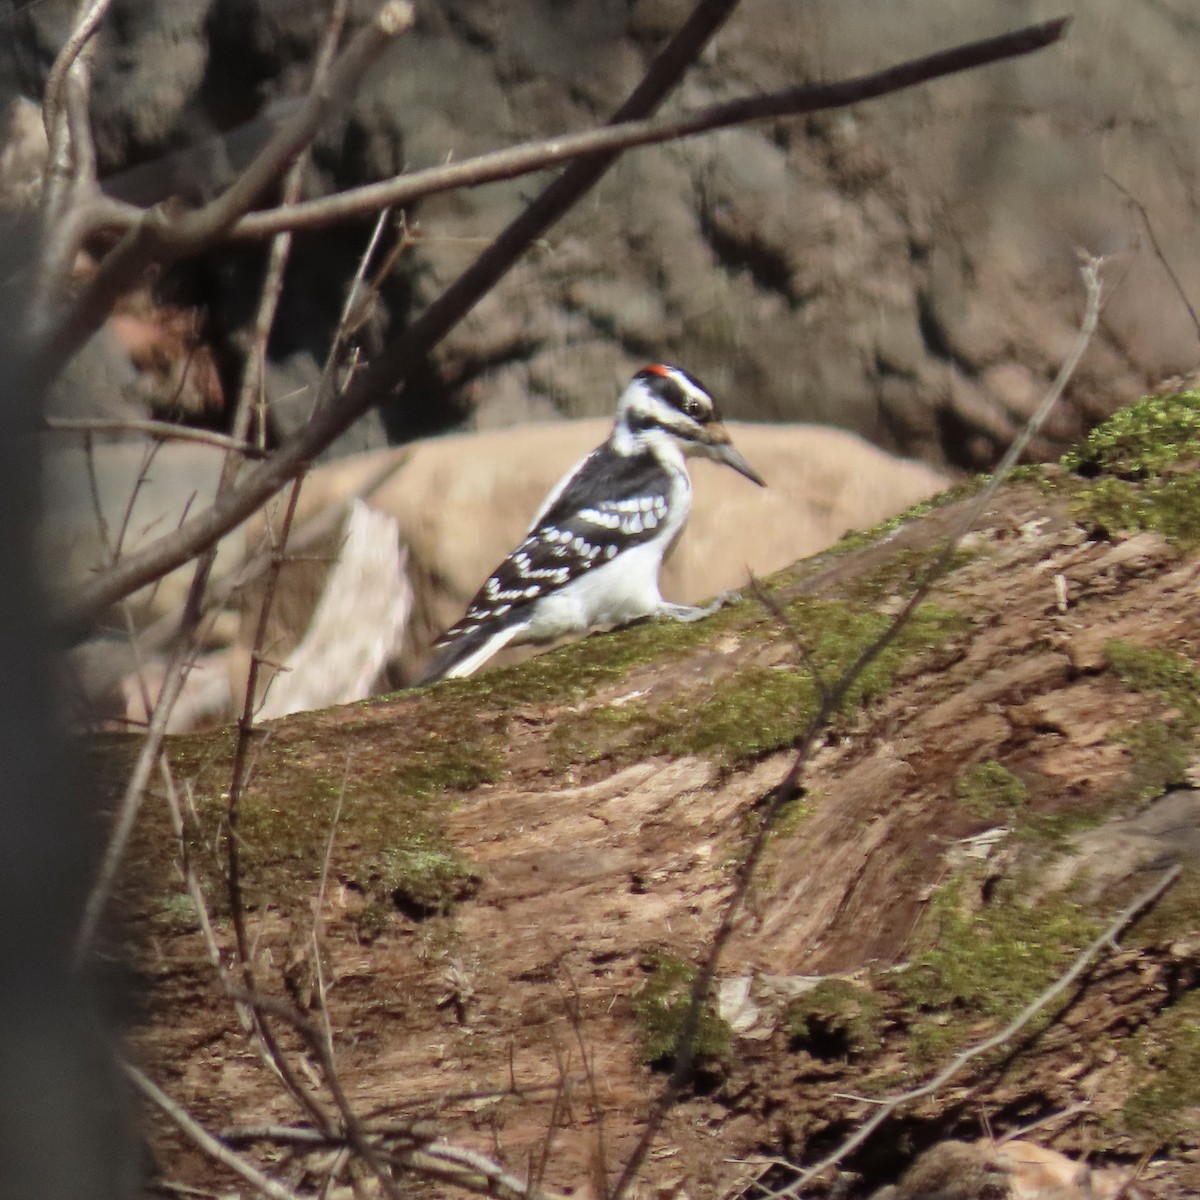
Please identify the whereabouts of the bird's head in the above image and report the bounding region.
[614,363,766,487]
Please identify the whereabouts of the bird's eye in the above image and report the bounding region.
[684,398,701,419]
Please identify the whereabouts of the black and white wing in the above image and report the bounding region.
[420,447,676,681]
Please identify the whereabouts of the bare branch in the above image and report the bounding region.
[402,1141,569,1200]
[41,0,114,143]
[44,416,270,457]
[123,1062,306,1200]
[232,0,350,449]
[32,0,415,385]
[770,865,1183,1198]
[1106,172,1200,344]
[33,0,109,333]
[56,8,1070,635]
[71,576,219,965]
[219,17,1070,242]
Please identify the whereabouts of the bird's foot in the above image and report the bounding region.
[657,591,740,624]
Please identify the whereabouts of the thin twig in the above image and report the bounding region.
[318,204,395,402]
[41,0,114,143]
[33,0,109,334]
[80,452,407,704]
[123,1062,306,1200]
[1105,172,1200,344]
[232,0,348,450]
[71,573,219,964]
[54,12,1070,633]
[82,19,1072,246]
[44,416,270,457]
[402,1141,567,1200]
[770,865,1182,1198]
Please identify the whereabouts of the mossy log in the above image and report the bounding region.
[107,394,1200,1198]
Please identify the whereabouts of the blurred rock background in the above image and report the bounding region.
[5,0,1198,723]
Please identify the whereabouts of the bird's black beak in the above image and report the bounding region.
[706,427,767,487]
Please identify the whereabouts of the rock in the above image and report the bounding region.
[8,1,1200,469]
[249,500,411,720]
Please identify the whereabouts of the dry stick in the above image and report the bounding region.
[234,0,350,449]
[41,0,114,142]
[33,0,415,388]
[56,12,1069,633]
[402,1142,567,1200]
[81,19,1072,245]
[223,986,416,1200]
[33,18,105,334]
[85,452,408,702]
[222,432,335,1139]
[318,203,395,402]
[308,752,350,1128]
[557,968,612,1197]
[772,865,1183,1199]
[1105,172,1200,344]
[70,471,223,963]
[219,0,354,1116]
[44,416,270,457]
[123,1063,306,1200]
[78,5,357,1136]
[608,258,1105,1200]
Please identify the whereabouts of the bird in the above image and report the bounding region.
[418,364,766,683]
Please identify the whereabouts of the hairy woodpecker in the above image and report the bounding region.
[419,364,766,682]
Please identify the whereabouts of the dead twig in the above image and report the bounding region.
[770,865,1182,1198]
[41,0,113,144]
[1106,172,1200,344]
[44,416,269,457]
[233,0,349,450]
[85,19,1072,246]
[124,1062,307,1200]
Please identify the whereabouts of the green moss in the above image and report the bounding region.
[1118,990,1200,1145]
[772,790,817,838]
[456,593,963,778]
[632,953,731,1066]
[641,599,962,767]
[1063,391,1200,478]
[954,760,1028,819]
[146,706,497,923]
[1105,641,1200,718]
[786,978,883,1059]
[1122,866,1200,948]
[158,891,202,934]
[375,839,479,918]
[1103,640,1200,803]
[1062,391,1200,548]
[1112,721,1192,805]
[425,598,748,710]
[546,702,648,772]
[841,545,978,605]
[896,874,1100,1062]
